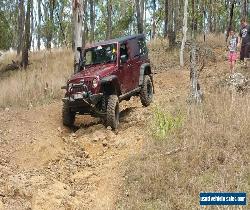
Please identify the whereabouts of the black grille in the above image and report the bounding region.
[84,80,92,88]
[69,78,93,94]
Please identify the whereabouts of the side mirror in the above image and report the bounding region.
[120,55,127,64]
[77,47,82,53]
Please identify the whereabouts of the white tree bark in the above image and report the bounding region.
[72,0,83,72]
[180,0,188,67]
[189,44,203,103]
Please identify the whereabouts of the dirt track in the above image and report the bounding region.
[0,70,189,209]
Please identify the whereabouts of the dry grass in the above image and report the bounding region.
[118,35,249,209]
[147,33,227,73]
[0,49,73,108]
[197,33,227,49]
[0,51,17,69]
[118,89,250,210]
[148,38,183,72]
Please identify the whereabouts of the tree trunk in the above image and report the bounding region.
[180,0,188,67]
[82,0,88,48]
[37,0,41,50]
[145,0,147,31]
[203,6,206,42]
[176,0,182,33]
[164,0,168,38]
[22,0,31,69]
[47,0,56,49]
[135,0,143,34]
[17,0,25,55]
[90,0,94,43]
[140,0,145,32]
[208,2,213,32]
[168,0,176,48]
[226,0,235,42]
[106,0,112,39]
[191,0,194,38]
[189,44,203,103]
[73,0,83,72]
[30,0,34,50]
[151,0,156,39]
[241,0,248,18]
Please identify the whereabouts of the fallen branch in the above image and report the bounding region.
[0,60,21,72]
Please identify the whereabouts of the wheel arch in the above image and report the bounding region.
[100,75,121,96]
[139,63,152,86]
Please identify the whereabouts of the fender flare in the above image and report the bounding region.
[139,63,152,86]
[100,75,121,95]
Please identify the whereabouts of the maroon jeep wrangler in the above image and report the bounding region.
[62,34,153,129]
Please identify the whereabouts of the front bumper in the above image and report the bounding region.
[62,93,105,116]
[62,93,103,106]
[62,81,105,116]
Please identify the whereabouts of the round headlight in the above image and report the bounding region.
[92,79,98,88]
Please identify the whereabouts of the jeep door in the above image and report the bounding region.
[118,43,134,93]
[126,38,143,89]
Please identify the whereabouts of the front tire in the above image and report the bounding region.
[106,95,119,130]
[140,75,153,107]
[62,103,75,127]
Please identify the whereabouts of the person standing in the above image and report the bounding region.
[239,18,250,64]
[228,29,238,74]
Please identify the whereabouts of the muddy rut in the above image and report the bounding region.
[0,70,189,210]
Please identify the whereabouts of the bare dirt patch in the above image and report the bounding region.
[0,68,190,209]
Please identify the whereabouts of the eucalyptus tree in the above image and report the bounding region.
[89,0,95,42]
[135,0,143,34]
[106,0,112,39]
[22,0,32,69]
[72,0,84,72]
[37,0,41,50]
[17,0,25,54]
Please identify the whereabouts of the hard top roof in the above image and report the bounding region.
[85,34,145,48]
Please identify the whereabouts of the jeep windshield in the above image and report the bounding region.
[84,43,117,67]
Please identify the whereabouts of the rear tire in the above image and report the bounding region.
[106,95,119,130]
[62,103,75,127]
[140,75,153,107]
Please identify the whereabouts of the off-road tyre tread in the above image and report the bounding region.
[140,75,153,107]
[62,103,75,127]
[100,95,108,124]
[106,95,119,130]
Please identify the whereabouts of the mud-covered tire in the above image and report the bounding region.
[101,95,108,123]
[140,75,153,107]
[62,103,75,127]
[106,95,119,130]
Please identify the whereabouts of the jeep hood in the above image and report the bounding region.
[69,63,117,83]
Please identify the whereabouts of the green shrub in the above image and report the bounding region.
[152,106,183,140]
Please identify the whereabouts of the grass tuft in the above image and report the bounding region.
[152,106,183,140]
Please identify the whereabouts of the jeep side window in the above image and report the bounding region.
[138,38,147,55]
[85,51,92,66]
[127,39,140,58]
[120,44,128,62]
